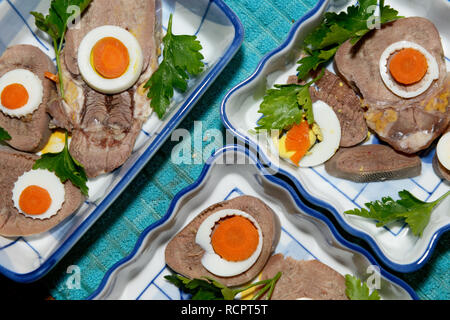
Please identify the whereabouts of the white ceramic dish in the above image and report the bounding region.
[89,145,418,300]
[221,0,450,272]
[0,0,244,282]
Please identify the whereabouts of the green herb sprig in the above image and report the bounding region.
[144,14,204,119]
[33,131,89,196]
[297,0,402,80]
[345,190,450,237]
[255,69,324,132]
[31,0,92,98]
[0,126,11,142]
[165,272,282,300]
[345,274,381,300]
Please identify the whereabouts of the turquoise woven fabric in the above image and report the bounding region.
[44,0,449,300]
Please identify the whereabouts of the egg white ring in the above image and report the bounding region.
[299,100,341,167]
[77,25,144,94]
[195,209,264,277]
[12,169,65,220]
[379,41,439,99]
[0,69,43,118]
[436,132,450,171]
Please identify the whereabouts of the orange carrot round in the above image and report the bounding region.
[19,185,52,215]
[389,48,428,85]
[92,37,130,79]
[1,83,29,109]
[285,121,311,165]
[44,71,59,83]
[211,215,259,262]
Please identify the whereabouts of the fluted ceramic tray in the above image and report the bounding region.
[0,0,244,282]
[89,145,418,300]
[221,0,450,272]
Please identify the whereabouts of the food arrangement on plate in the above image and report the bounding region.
[221,0,449,271]
[260,1,449,182]
[89,146,417,300]
[0,0,445,301]
[164,195,378,300]
[0,0,207,237]
[260,0,450,236]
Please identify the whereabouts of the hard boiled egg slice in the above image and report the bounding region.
[39,130,68,155]
[273,100,341,167]
[12,169,65,220]
[299,100,341,167]
[436,132,450,171]
[195,209,263,277]
[379,41,439,98]
[0,69,43,118]
[78,25,143,94]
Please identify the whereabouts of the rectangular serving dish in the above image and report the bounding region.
[221,0,450,272]
[88,145,418,300]
[0,0,244,282]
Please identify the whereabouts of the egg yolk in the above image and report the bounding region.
[19,185,52,216]
[92,37,130,79]
[211,216,259,262]
[389,48,428,85]
[1,83,29,109]
[285,120,311,165]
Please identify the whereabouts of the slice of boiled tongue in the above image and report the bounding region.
[334,17,449,154]
[259,253,348,300]
[165,196,281,287]
[324,144,421,183]
[0,146,84,237]
[47,0,162,178]
[0,45,56,153]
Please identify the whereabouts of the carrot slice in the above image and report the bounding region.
[92,37,130,79]
[1,83,29,109]
[389,48,428,85]
[285,121,311,165]
[19,185,52,215]
[45,71,59,83]
[211,216,259,262]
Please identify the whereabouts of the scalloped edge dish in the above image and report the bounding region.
[0,0,244,283]
[88,145,418,300]
[220,0,450,272]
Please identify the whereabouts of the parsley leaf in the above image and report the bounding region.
[31,0,92,97]
[0,126,11,142]
[297,0,402,80]
[165,272,282,300]
[345,190,450,237]
[255,70,323,132]
[33,132,89,196]
[256,85,307,132]
[345,274,381,300]
[144,14,204,119]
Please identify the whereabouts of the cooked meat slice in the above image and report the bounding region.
[64,0,162,77]
[165,196,281,287]
[259,253,348,300]
[309,69,368,147]
[69,119,142,178]
[0,146,84,237]
[47,0,162,178]
[334,17,449,154]
[286,75,306,85]
[0,45,55,152]
[325,144,421,182]
[366,86,448,153]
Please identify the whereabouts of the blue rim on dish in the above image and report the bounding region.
[87,144,419,300]
[0,0,245,283]
[219,0,449,273]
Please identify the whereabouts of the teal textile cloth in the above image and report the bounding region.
[43,0,449,300]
